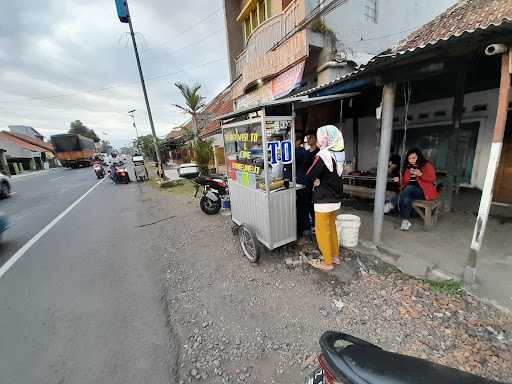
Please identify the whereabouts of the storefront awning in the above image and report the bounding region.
[219,92,360,121]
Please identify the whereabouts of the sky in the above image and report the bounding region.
[0,0,229,148]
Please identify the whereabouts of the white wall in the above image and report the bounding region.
[351,88,509,190]
[323,0,457,64]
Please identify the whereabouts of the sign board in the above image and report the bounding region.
[114,0,129,23]
[271,60,305,99]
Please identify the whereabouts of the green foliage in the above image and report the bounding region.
[427,280,463,296]
[134,135,170,163]
[172,82,205,136]
[69,120,100,142]
[193,138,213,175]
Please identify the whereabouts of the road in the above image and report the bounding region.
[0,167,175,383]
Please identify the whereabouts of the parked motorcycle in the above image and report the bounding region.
[193,175,229,215]
[0,212,9,242]
[305,331,502,384]
[93,163,105,179]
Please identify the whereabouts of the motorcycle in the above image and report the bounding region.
[0,212,9,242]
[108,162,130,184]
[93,163,105,179]
[305,331,501,384]
[193,175,229,215]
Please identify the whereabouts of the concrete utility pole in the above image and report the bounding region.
[124,0,164,176]
[465,48,511,283]
[373,83,396,244]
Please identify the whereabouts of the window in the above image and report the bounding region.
[364,0,377,23]
[240,0,269,42]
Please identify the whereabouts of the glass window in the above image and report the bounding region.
[258,1,266,24]
[224,124,264,190]
[251,9,258,29]
[264,119,294,191]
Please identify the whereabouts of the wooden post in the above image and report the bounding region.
[353,116,359,170]
[464,50,511,283]
[444,69,467,212]
[373,83,396,244]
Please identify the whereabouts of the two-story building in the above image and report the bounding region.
[224,0,457,110]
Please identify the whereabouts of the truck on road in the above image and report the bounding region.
[51,134,96,168]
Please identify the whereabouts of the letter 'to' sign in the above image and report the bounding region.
[267,140,293,165]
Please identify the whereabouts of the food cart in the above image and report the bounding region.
[220,93,359,262]
[220,100,298,262]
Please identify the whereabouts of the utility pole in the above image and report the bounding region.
[118,0,164,176]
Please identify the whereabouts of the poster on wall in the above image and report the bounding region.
[271,60,305,99]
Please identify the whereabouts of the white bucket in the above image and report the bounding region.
[336,214,361,248]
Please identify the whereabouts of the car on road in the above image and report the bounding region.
[0,173,11,199]
[177,163,200,179]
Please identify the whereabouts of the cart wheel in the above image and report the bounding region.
[231,224,239,236]
[238,225,260,263]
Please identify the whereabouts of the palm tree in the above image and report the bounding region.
[172,82,205,138]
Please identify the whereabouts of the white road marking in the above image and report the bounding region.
[50,176,65,181]
[0,178,105,279]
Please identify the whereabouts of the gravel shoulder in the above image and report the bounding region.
[153,180,512,384]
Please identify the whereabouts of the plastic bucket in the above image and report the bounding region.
[336,214,361,248]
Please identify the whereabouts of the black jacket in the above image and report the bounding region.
[306,155,343,204]
[283,147,311,185]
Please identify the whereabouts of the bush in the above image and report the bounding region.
[193,138,213,175]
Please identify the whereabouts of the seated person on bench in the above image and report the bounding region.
[384,148,438,231]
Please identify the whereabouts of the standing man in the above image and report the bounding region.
[305,131,319,230]
[284,133,311,244]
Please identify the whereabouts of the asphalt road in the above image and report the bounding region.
[0,167,175,383]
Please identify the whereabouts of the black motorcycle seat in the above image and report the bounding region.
[330,344,502,384]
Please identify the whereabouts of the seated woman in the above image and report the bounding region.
[384,148,438,231]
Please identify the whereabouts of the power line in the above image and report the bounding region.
[344,25,421,44]
[142,7,222,52]
[0,57,227,104]
[142,27,224,62]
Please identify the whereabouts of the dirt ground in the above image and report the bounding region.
[151,180,512,384]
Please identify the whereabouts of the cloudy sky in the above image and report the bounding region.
[0,0,229,148]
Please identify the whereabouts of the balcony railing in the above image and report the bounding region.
[234,0,307,96]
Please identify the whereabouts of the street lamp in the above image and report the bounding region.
[114,0,164,177]
[128,109,140,140]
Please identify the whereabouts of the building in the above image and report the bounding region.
[291,0,512,307]
[0,132,51,173]
[8,125,45,141]
[223,0,456,110]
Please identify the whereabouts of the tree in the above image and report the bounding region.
[135,135,170,163]
[172,82,205,137]
[69,120,100,142]
[193,138,213,175]
[99,140,113,154]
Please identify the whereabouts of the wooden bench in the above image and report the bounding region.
[343,185,396,200]
[412,199,441,228]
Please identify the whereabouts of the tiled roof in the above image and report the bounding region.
[392,0,512,55]
[166,129,185,140]
[6,132,54,152]
[0,132,48,152]
[199,86,233,138]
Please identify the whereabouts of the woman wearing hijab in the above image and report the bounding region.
[306,125,345,271]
